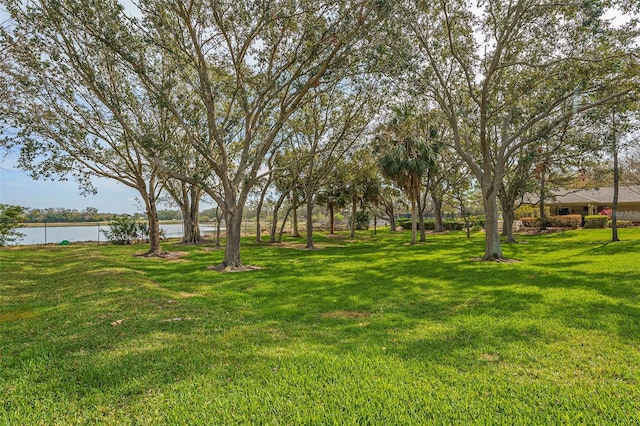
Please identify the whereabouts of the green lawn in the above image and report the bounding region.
[1,229,639,424]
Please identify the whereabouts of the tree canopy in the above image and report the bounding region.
[2,0,639,261]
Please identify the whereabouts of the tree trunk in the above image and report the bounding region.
[269,210,279,243]
[538,174,547,231]
[278,206,292,243]
[145,194,163,256]
[612,113,620,242]
[502,207,515,243]
[256,191,266,243]
[270,192,288,242]
[373,210,377,235]
[432,195,444,233]
[411,195,417,245]
[180,189,203,244]
[418,196,426,242]
[291,193,301,238]
[350,198,357,238]
[138,175,163,256]
[255,174,273,243]
[306,197,315,249]
[182,207,202,244]
[482,186,503,260]
[222,207,243,268]
[165,182,204,244]
[328,203,335,234]
[383,201,397,232]
[499,190,516,243]
[214,208,222,248]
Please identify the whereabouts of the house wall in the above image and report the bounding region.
[551,203,640,219]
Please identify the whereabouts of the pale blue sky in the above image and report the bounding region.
[0,161,141,214]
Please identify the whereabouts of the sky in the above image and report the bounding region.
[0,161,142,214]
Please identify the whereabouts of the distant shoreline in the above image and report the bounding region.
[20,220,186,228]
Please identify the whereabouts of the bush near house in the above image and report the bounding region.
[521,215,581,229]
[396,218,470,231]
[548,215,582,229]
[610,220,634,228]
[519,217,539,227]
[584,215,608,228]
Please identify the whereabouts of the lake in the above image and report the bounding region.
[11,223,222,246]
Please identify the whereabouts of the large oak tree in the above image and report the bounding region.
[407,0,638,259]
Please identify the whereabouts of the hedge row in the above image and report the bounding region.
[397,215,635,231]
[521,215,581,229]
[396,218,481,231]
[548,215,582,229]
[520,214,582,229]
[612,220,634,228]
[584,215,608,228]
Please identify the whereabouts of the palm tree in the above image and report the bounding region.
[375,104,438,245]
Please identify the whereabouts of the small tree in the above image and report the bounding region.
[0,204,26,246]
[101,215,153,245]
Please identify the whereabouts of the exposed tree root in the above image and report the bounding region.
[207,264,262,273]
[135,251,186,259]
[472,257,522,263]
[176,238,214,246]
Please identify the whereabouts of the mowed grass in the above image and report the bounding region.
[1,228,639,424]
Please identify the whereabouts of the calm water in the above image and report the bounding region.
[11,223,221,246]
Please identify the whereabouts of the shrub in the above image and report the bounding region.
[101,215,153,245]
[611,220,634,228]
[515,205,538,219]
[548,215,582,229]
[354,210,370,230]
[520,217,540,227]
[0,204,26,246]
[599,208,612,218]
[444,221,466,231]
[396,218,466,231]
[397,218,419,230]
[584,215,608,229]
[468,216,485,228]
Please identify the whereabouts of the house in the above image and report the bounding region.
[547,186,640,221]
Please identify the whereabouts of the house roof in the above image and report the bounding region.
[548,185,640,205]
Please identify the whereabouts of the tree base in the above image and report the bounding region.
[135,251,182,259]
[207,264,262,273]
[473,256,521,263]
[177,238,213,245]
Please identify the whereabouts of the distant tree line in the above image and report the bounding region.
[23,207,116,223]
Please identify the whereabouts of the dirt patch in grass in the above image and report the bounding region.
[263,241,331,250]
[478,353,500,362]
[135,251,190,260]
[321,311,372,319]
[0,310,36,322]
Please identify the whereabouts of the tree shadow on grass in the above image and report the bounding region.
[3,234,640,422]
